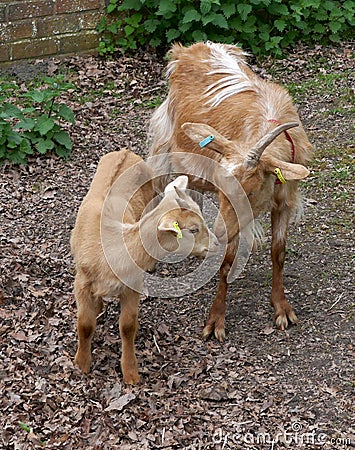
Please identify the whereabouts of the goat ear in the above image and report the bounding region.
[264,157,310,181]
[157,217,182,237]
[181,122,233,157]
[164,175,188,193]
[174,195,191,210]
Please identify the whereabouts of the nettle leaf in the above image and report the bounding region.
[118,0,142,11]
[329,21,342,33]
[125,13,142,27]
[53,130,72,150]
[237,4,252,21]
[166,28,181,42]
[36,138,55,154]
[192,29,207,41]
[149,36,162,48]
[35,116,55,136]
[274,19,286,32]
[221,3,236,18]
[144,18,160,33]
[314,23,326,33]
[267,3,289,16]
[124,25,135,37]
[211,13,229,29]
[58,104,75,124]
[157,0,177,15]
[182,8,201,23]
[200,0,212,15]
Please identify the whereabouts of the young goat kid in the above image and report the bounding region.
[71,149,218,384]
[149,42,314,341]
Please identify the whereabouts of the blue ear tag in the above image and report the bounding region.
[199,134,214,148]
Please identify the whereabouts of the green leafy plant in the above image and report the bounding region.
[0,76,75,165]
[97,0,355,57]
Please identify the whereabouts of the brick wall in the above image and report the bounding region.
[0,0,107,64]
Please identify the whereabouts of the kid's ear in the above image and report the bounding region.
[164,175,188,193]
[157,217,182,238]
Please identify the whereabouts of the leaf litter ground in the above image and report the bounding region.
[0,43,354,449]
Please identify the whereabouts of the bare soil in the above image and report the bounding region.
[0,43,354,449]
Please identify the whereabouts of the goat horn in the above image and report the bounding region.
[245,122,299,167]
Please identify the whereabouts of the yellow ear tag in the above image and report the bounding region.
[274,168,287,184]
[172,221,183,239]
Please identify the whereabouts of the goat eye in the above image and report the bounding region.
[189,227,199,234]
[248,191,254,197]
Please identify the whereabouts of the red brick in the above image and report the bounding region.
[56,0,101,14]
[36,15,81,37]
[0,21,34,42]
[11,37,58,60]
[8,1,54,21]
[80,10,102,30]
[0,44,9,62]
[58,31,98,54]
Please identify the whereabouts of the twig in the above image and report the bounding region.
[327,292,345,312]
[153,334,161,353]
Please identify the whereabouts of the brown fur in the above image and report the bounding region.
[149,42,314,340]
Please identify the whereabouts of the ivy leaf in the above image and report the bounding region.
[237,4,252,21]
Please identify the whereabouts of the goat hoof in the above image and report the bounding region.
[123,372,140,385]
[275,310,299,330]
[74,353,91,374]
[202,323,225,342]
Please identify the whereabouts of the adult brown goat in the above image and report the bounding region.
[149,42,313,341]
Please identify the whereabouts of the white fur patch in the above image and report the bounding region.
[204,42,254,107]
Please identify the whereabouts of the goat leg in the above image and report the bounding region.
[74,275,103,373]
[119,288,140,385]
[202,241,237,341]
[270,203,298,330]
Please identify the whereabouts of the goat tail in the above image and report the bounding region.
[147,95,175,191]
